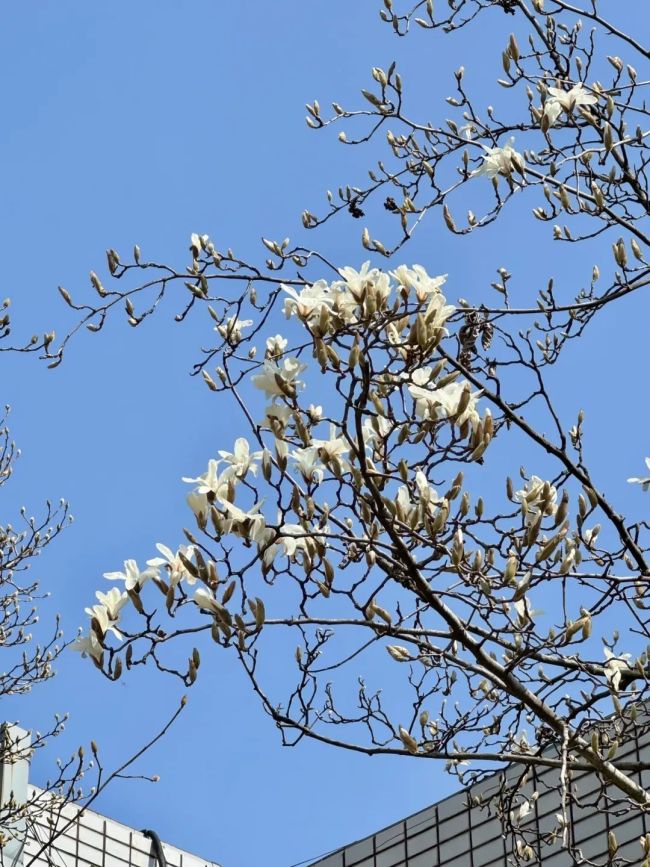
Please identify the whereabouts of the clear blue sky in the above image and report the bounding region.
[1,3,647,866]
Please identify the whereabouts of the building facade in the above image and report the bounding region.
[311,728,650,867]
[0,725,219,867]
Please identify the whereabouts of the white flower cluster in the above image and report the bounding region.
[542,82,597,128]
[408,369,483,430]
[395,470,443,531]
[75,263,493,667]
[513,476,558,526]
[282,262,449,330]
[473,138,525,180]
[72,544,196,663]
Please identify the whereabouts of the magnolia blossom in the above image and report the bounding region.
[277,524,314,559]
[104,559,158,592]
[193,587,224,616]
[187,490,210,519]
[71,630,103,662]
[217,437,262,479]
[261,403,293,430]
[284,263,395,328]
[543,83,597,127]
[423,291,456,332]
[409,377,482,429]
[414,470,441,506]
[362,415,392,449]
[513,476,558,524]
[218,499,266,543]
[311,425,350,464]
[182,459,231,497]
[390,265,448,302]
[217,315,253,344]
[474,138,525,179]
[147,543,197,586]
[266,334,288,356]
[95,587,129,620]
[603,647,632,693]
[283,281,333,321]
[396,485,417,519]
[251,358,306,398]
[338,262,390,305]
[628,457,650,491]
[290,446,325,484]
[83,603,122,640]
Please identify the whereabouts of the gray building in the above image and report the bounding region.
[311,729,650,867]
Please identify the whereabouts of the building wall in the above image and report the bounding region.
[0,725,218,867]
[21,789,219,867]
[311,729,650,867]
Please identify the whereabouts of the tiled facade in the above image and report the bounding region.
[311,728,650,866]
[21,790,219,867]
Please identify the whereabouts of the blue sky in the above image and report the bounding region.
[1,3,648,866]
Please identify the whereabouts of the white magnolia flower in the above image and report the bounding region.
[396,485,417,517]
[424,291,456,331]
[182,459,232,497]
[290,447,325,485]
[187,490,210,519]
[338,262,390,304]
[218,499,266,542]
[94,587,129,620]
[104,559,158,592]
[255,526,280,566]
[266,334,288,356]
[193,588,231,617]
[543,83,598,127]
[410,366,433,387]
[474,138,525,179]
[84,603,122,640]
[71,630,103,662]
[283,280,333,321]
[414,470,441,506]
[409,380,482,429]
[311,424,350,463]
[217,437,262,479]
[251,358,306,398]
[628,457,650,491]
[218,315,253,344]
[308,404,323,422]
[278,524,313,559]
[147,543,197,587]
[362,415,392,449]
[261,403,293,430]
[513,476,558,524]
[390,265,448,302]
[337,261,378,295]
[603,647,632,693]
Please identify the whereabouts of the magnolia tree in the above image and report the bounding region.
[19,0,650,862]
[0,412,184,863]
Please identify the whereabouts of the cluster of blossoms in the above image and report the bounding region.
[474,138,525,180]
[73,263,497,666]
[394,470,444,533]
[72,545,196,663]
[408,369,483,430]
[513,475,558,526]
[281,262,449,331]
[541,82,598,128]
